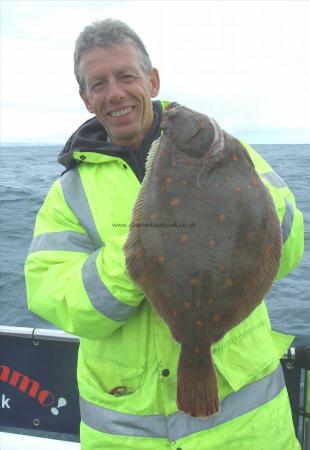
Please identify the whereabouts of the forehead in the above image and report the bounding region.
[79,44,143,77]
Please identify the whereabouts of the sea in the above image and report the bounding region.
[0,144,309,341]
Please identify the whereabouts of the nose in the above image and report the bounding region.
[106,79,125,103]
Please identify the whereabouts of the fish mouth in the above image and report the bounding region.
[108,106,135,117]
[161,107,178,131]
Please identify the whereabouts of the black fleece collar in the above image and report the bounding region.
[58,100,163,182]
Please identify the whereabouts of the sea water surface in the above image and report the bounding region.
[0,144,309,339]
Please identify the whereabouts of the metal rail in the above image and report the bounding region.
[0,326,79,343]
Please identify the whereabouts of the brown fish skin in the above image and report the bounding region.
[124,103,282,418]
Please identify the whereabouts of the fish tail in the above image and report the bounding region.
[177,344,220,418]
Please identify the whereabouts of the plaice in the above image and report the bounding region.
[124,103,282,418]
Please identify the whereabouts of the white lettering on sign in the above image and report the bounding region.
[51,397,67,415]
[1,394,11,409]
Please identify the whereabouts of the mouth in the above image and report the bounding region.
[108,106,135,117]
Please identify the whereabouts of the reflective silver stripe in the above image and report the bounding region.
[29,231,95,254]
[82,249,135,321]
[281,198,294,245]
[80,396,167,438]
[60,169,103,249]
[262,171,287,188]
[59,168,135,321]
[80,364,285,440]
[261,172,293,244]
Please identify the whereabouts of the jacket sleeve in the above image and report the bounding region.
[240,141,304,279]
[24,178,145,340]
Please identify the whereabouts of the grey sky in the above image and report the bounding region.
[1,0,310,143]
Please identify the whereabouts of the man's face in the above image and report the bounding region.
[79,44,160,150]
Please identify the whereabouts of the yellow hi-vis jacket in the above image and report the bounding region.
[25,100,304,450]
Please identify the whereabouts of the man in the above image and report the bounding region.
[25,19,304,450]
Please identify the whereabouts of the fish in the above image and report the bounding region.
[124,103,282,418]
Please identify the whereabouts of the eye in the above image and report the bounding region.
[91,80,105,91]
[121,73,135,81]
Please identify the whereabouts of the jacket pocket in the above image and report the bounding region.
[212,322,293,394]
[78,349,146,402]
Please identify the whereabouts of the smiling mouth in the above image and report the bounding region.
[109,107,134,117]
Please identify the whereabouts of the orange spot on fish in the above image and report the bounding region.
[225,278,234,286]
[180,234,189,243]
[250,278,258,288]
[208,239,216,247]
[157,255,165,263]
[212,314,221,322]
[219,263,225,272]
[265,244,273,255]
[218,212,226,223]
[231,153,239,161]
[194,347,200,354]
[172,309,178,317]
[250,176,259,186]
[235,186,241,192]
[170,198,180,207]
[190,277,199,287]
[198,119,205,130]
[246,232,254,241]
[196,320,203,328]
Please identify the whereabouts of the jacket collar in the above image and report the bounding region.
[58,100,163,170]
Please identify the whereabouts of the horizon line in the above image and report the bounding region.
[1,141,309,147]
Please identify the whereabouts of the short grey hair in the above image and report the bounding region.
[74,19,153,92]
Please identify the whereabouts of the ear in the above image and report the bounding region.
[80,90,95,114]
[149,68,160,98]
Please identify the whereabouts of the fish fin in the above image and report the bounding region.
[123,190,144,281]
[144,135,162,181]
[248,191,282,303]
[124,225,145,284]
[124,136,162,279]
[125,136,162,253]
[177,344,220,418]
